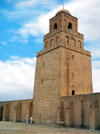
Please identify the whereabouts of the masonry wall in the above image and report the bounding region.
[33,48,61,123]
[60,93,100,128]
[9,99,32,122]
[60,46,93,96]
[5,103,10,121]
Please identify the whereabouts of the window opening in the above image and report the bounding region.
[50,39,53,46]
[68,22,72,29]
[72,90,75,95]
[42,79,43,84]
[72,72,74,77]
[53,23,57,29]
[43,62,44,67]
[72,55,74,59]
[66,36,69,44]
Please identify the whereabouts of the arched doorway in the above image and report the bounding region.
[0,106,3,121]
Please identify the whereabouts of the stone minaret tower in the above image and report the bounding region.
[32,9,93,123]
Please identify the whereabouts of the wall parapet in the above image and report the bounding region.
[37,42,91,57]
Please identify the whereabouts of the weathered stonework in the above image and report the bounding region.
[32,9,93,124]
[0,9,100,130]
[58,93,100,129]
[0,99,32,122]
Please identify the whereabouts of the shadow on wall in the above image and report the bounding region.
[0,106,3,121]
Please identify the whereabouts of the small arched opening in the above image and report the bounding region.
[45,41,48,49]
[78,40,81,48]
[71,38,76,47]
[72,90,75,95]
[56,36,59,44]
[66,36,69,44]
[50,39,53,46]
[68,22,72,29]
[53,23,57,29]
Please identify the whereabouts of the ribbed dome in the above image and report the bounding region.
[56,9,71,15]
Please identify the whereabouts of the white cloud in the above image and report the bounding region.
[0,57,36,101]
[1,42,8,45]
[15,0,37,9]
[84,41,100,60]
[17,0,100,41]
[17,9,59,37]
[15,0,58,9]
[11,36,28,44]
[65,0,100,41]
[92,61,100,93]
[3,0,100,42]
[3,0,59,20]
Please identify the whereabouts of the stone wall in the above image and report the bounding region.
[57,93,100,129]
[0,99,32,122]
[60,46,93,96]
[33,47,61,123]
[33,40,92,123]
[33,8,93,124]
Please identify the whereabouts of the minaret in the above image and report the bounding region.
[32,9,93,123]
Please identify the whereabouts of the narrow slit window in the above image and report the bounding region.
[72,72,74,77]
[42,79,43,84]
[43,62,44,67]
[72,55,74,59]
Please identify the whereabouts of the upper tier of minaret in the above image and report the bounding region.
[37,9,91,57]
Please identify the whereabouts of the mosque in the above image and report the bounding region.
[0,9,100,130]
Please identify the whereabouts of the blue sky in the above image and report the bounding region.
[0,0,100,101]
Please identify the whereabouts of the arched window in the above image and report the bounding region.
[78,40,81,48]
[53,23,57,29]
[68,22,72,29]
[65,36,69,44]
[56,36,59,44]
[45,41,48,48]
[71,38,76,47]
[50,39,53,46]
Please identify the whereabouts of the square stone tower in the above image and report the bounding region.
[32,9,93,123]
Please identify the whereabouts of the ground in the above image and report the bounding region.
[0,122,100,134]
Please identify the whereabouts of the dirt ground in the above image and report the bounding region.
[0,121,100,134]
